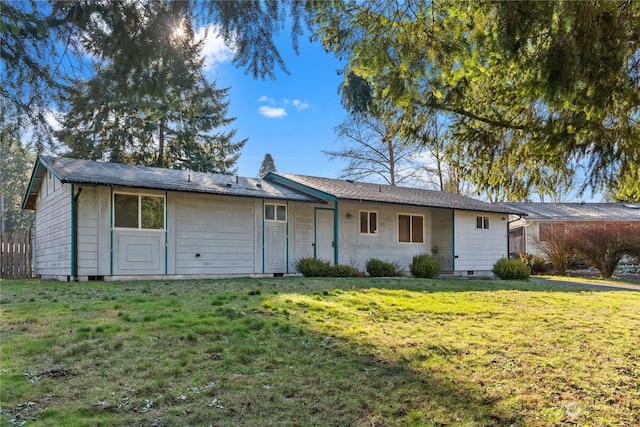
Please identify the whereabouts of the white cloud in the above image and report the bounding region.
[257,96,276,104]
[292,99,310,111]
[196,25,235,71]
[258,106,287,119]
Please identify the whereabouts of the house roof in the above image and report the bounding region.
[267,173,524,215]
[497,202,640,222]
[23,156,321,210]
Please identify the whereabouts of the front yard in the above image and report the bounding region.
[1,277,639,426]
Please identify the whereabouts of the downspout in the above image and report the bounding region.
[507,215,523,258]
[72,185,83,281]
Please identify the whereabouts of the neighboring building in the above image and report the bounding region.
[497,202,640,257]
[23,156,521,281]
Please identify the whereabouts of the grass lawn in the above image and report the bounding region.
[1,277,639,426]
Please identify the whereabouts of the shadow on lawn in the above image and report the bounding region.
[330,343,523,426]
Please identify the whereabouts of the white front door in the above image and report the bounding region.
[264,203,287,273]
[315,209,335,263]
[265,222,286,273]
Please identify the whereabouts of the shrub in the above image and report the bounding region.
[330,264,359,277]
[365,258,395,277]
[410,254,441,278]
[294,257,332,277]
[516,253,550,275]
[570,223,640,278]
[534,225,576,275]
[492,258,531,280]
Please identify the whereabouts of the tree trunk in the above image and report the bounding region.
[158,116,165,167]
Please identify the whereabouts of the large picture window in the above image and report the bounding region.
[114,193,165,229]
[398,214,424,243]
[360,211,378,234]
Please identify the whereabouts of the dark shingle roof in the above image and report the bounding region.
[268,173,524,214]
[23,156,320,209]
[497,202,640,221]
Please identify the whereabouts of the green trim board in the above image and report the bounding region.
[164,192,168,274]
[110,187,114,276]
[70,184,75,278]
[334,200,339,264]
[22,157,62,209]
[262,199,265,274]
[451,209,456,271]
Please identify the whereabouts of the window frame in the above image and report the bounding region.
[359,210,378,235]
[264,203,287,222]
[397,214,424,243]
[476,216,490,230]
[113,192,166,230]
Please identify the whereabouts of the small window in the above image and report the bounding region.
[114,193,165,229]
[398,214,424,243]
[360,211,378,234]
[476,216,490,230]
[265,204,286,221]
[277,205,287,221]
[265,204,275,221]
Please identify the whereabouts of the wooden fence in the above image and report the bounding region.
[1,229,32,279]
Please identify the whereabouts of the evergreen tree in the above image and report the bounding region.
[313,0,640,200]
[0,105,35,231]
[258,153,277,177]
[55,1,246,173]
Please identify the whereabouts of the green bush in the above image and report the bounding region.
[330,264,360,277]
[492,258,531,280]
[410,254,441,278]
[294,257,332,277]
[517,253,550,275]
[365,258,395,277]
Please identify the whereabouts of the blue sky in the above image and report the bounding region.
[198,25,349,179]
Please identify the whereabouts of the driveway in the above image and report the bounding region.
[530,277,640,292]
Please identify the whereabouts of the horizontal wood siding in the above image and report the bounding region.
[175,193,256,274]
[77,186,99,275]
[34,180,72,276]
[337,201,432,272]
[454,211,508,272]
[293,203,316,263]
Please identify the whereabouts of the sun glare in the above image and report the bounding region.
[170,21,186,43]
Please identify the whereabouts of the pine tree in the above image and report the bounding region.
[258,153,277,177]
[56,1,246,173]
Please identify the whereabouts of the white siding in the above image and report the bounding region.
[77,186,99,276]
[453,211,508,273]
[292,202,316,265]
[33,178,72,277]
[431,209,454,271]
[337,201,432,272]
[175,193,256,275]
